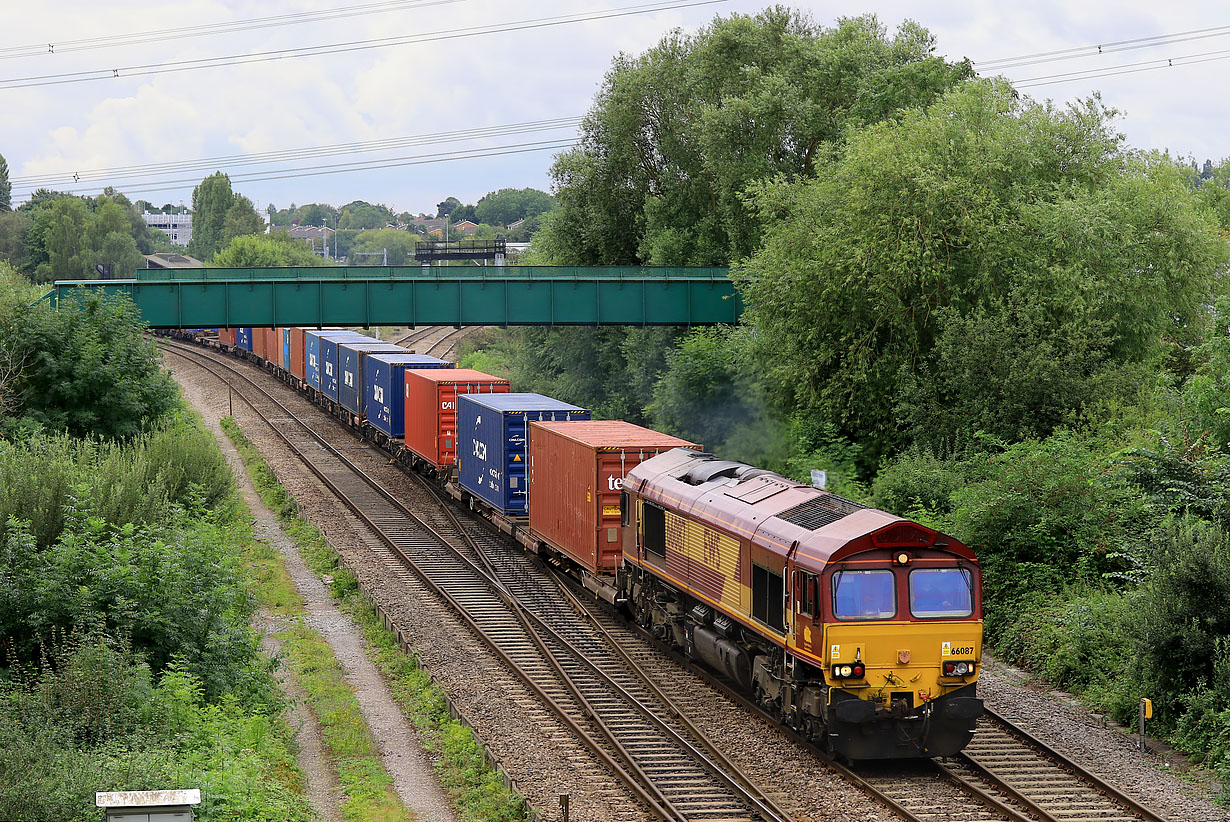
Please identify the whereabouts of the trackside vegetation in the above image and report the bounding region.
[222,417,532,821]
[0,274,314,820]
[460,7,1230,792]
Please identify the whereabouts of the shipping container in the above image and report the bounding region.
[236,328,254,351]
[364,353,452,438]
[458,394,590,515]
[252,327,266,360]
[217,328,237,347]
[527,421,697,577]
[304,330,359,390]
[317,332,373,400]
[289,327,307,381]
[339,342,407,415]
[265,328,281,365]
[404,368,510,469]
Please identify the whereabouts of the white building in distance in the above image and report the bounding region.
[141,211,193,247]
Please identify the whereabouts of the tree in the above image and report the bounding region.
[210,232,331,267]
[0,293,176,438]
[41,198,92,281]
[350,228,418,265]
[475,188,554,227]
[292,203,338,227]
[436,196,461,218]
[0,153,10,212]
[739,80,1229,465]
[221,194,265,243]
[91,201,142,277]
[337,200,394,230]
[542,9,971,266]
[187,172,234,260]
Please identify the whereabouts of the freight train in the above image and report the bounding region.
[186,326,984,760]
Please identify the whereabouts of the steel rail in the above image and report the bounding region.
[170,333,1173,822]
[944,708,1171,822]
[159,342,679,821]
[409,475,794,822]
[161,339,782,821]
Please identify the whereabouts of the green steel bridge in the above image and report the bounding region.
[48,265,740,328]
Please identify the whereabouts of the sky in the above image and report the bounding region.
[3,1,1226,215]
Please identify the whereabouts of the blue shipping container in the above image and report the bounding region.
[282,328,293,373]
[339,343,407,414]
[236,327,254,351]
[305,331,364,391]
[319,332,376,401]
[364,354,453,437]
[458,393,590,515]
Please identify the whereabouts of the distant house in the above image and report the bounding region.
[144,252,204,270]
[506,218,526,230]
[452,220,479,236]
[271,224,335,257]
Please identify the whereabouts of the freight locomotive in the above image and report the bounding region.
[188,325,984,760]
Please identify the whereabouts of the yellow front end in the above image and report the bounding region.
[823,620,982,707]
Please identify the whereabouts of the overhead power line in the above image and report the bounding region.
[0,0,728,91]
[10,116,582,188]
[1011,45,1230,88]
[10,139,577,201]
[0,0,467,60]
[974,22,1230,70]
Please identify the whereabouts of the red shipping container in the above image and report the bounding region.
[267,328,282,363]
[217,328,237,347]
[290,327,307,381]
[527,421,697,577]
[404,368,510,469]
[252,327,267,360]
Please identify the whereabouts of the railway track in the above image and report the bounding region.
[161,334,1175,822]
[159,338,793,822]
[565,589,1171,822]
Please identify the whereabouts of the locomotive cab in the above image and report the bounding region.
[620,449,984,761]
[809,532,984,759]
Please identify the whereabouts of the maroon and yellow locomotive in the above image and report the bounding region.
[619,448,983,760]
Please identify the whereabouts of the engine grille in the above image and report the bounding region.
[774,494,866,530]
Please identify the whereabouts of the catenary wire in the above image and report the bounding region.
[9,139,577,201]
[1012,49,1230,89]
[10,117,583,187]
[0,0,729,90]
[0,0,467,60]
[974,23,1230,70]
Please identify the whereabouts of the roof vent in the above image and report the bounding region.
[775,494,867,531]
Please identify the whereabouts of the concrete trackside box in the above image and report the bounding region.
[318,332,373,401]
[404,368,510,469]
[527,421,697,577]
[458,393,590,516]
[364,354,452,438]
[339,342,407,415]
[236,327,253,351]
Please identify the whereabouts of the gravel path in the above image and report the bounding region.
[172,357,459,822]
[167,350,648,822]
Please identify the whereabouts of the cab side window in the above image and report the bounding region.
[797,571,817,617]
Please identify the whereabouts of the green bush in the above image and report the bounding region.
[0,292,176,439]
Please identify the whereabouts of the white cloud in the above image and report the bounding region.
[4,0,1229,211]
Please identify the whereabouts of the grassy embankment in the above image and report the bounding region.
[222,416,532,822]
[0,410,312,822]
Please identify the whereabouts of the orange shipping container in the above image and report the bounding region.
[290,327,307,380]
[404,368,510,469]
[217,328,237,347]
[527,421,697,578]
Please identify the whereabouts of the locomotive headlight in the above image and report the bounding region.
[894,552,911,566]
[955,662,969,675]
[839,665,853,677]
